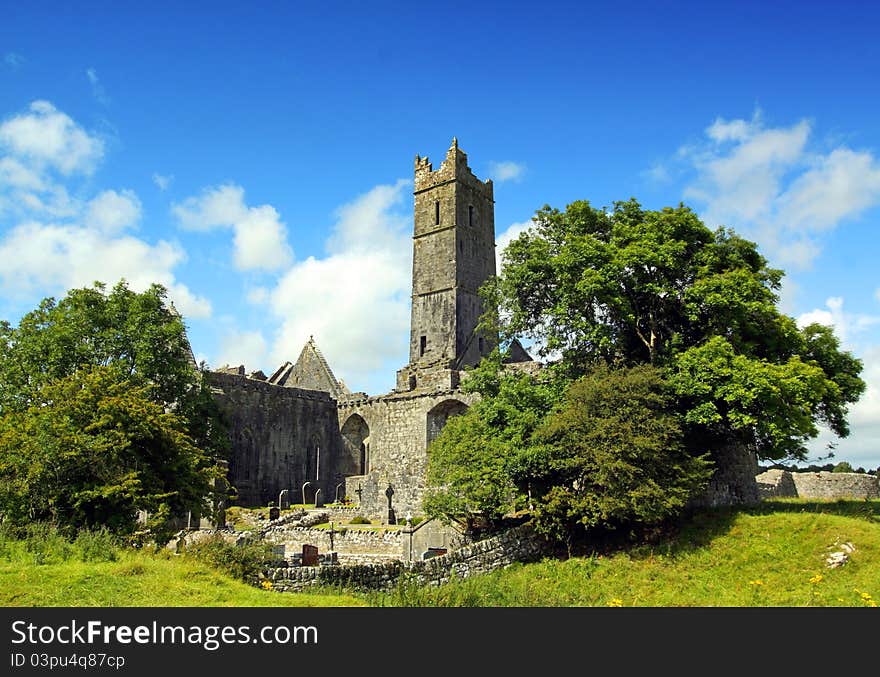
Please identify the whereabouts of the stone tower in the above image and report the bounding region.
[397,138,496,391]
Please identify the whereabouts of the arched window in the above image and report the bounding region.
[426,399,469,446]
[341,414,370,475]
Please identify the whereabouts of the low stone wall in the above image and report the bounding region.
[756,470,879,500]
[262,523,546,592]
[262,525,403,561]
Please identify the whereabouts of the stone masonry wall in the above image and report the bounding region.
[688,440,760,508]
[208,372,342,507]
[261,526,403,563]
[262,523,545,592]
[756,470,879,500]
[338,389,476,521]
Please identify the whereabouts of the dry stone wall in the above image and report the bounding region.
[262,523,545,592]
[756,469,879,499]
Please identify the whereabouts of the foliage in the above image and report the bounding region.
[0,280,228,458]
[0,365,221,543]
[832,461,854,473]
[0,281,229,540]
[182,534,279,583]
[348,515,372,525]
[424,353,561,527]
[531,364,713,547]
[0,521,120,565]
[491,199,864,461]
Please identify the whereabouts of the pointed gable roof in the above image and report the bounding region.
[278,336,349,398]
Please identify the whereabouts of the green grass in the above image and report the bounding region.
[3,500,878,607]
[367,499,880,607]
[0,529,365,607]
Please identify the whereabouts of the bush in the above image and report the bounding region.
[183,535,278,582]
[0,522,119,565]
[348,515,371,525]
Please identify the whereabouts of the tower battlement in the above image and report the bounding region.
[414,138,494,200]
[401,138,497,391]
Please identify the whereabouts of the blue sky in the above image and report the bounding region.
[2,2,880,469]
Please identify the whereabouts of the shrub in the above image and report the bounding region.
[183,535,278,582]
[348,515,371,525]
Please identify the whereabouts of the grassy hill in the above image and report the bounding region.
[1,499,878,607]
[368,499,880,607]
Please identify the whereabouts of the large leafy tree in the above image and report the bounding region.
[532,363,713,550]
[0,366,221,543]
[494,199,864,462]
[0,281,228,538]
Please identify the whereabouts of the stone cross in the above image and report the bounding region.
[385,484,396,525]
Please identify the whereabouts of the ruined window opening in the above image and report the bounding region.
[435,200,440,225]
[420,335,427,356]
[479,337,484,353]
[468,205,474,227]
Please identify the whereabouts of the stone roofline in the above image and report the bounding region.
[303,336,346,395]
[414,137,494,200]
[207,370,335,403]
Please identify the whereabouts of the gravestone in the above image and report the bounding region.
[302,544,319,566]
[278,489,290,509]
[268,506,280,521]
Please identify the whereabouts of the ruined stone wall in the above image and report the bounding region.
[261,526,403,563]
[338,390,476,521]
[262,523,545,592]
[208,372,343,508]
[688,440,760,508]
[756,470,879,500]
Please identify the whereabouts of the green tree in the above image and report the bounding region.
[0,366,221,543]
[493,199,864,462]
[0,281,228,539]
[832,461,854,473]
[423,351,561,528]
[532,364,713,550]
[0,281,227,458]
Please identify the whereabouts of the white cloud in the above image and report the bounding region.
[797,296,880,347]
[152,173,173,191]
[0,220,210,318]
[0,101,210,320]
[216,330,268,371]
[680,110,880,269]
[85,189,141,234]
[488,161,526,183]
[173,183,292,271]
[806,345,880,471]
[0,100,104,175]
[777,148,880,232]
[264,180,413,391]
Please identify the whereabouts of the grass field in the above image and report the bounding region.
[2,499,878,607]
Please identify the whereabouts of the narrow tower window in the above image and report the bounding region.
[420,335,427,356]
[435,201,440,225]
[469,205,474,227]
[479,337,484,353]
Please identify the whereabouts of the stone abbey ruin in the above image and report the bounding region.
[207,139,770,524]
[209,139,529,521]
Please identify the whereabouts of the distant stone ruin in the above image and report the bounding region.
[756,469,879,500]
